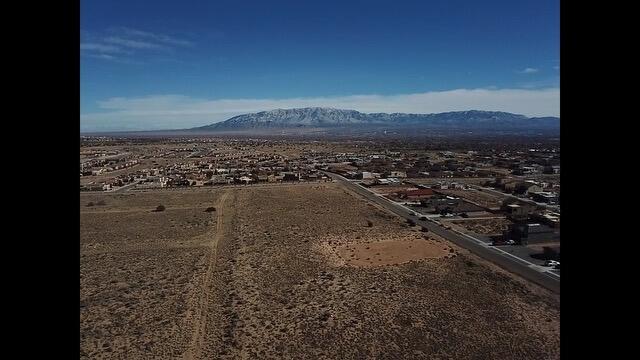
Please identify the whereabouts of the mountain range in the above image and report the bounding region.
[192,108,559,132]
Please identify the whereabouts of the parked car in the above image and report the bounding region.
[544,260,560,267]
[492,239,514,246]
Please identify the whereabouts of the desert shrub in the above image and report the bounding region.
[86,202,95,207]
[155,205,166,212]
[366,220,373,227]
[205,207,216,212]
[406,219,416,226]
[421,226,429,232]
[465,260,476,267]
[96,200,106,206]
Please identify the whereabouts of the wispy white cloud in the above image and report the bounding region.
[82,53,142,64]
[81,88,560,132]
[80,42,131,54]
[85,53,117,60]
[103,36,165,49]
[81,43,118,52]
[80,27,194,62]
[115,27,194,47]
[518,67,539,74]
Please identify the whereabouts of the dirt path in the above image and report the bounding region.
[80,205,215,213]
[183,190,232,360]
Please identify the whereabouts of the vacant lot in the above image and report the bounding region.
[407,177,494,186]
[334,238,450,267]
[449,218,513,235]
[81,189,230,358]
[81,184,559,359]
[367,185,418,196]
[437,188,504,209]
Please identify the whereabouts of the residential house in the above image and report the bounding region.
[503,199,537,221]
[530,191,558,204]
[389,171,407,178]
[283,173,299,181]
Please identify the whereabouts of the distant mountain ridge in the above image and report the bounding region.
[192,107,559,131]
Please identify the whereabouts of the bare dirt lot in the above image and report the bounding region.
[448,218,513,235]
[407,177,494,186]
[437,188,504,209]
[367,184,418,195]
[81,183,559,359]
[80,189,229,358]
[334,238,450,267]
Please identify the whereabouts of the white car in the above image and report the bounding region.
[544,260,559,267]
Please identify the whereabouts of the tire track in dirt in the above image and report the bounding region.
[183,190,233,360]
[81,205,215,214]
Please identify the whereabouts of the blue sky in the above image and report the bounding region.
[80,0,559,132]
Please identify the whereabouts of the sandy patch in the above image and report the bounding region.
[336,239,451,267]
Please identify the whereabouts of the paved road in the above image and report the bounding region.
[323,171,560,294]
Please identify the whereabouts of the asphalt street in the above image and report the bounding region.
[323,171,560,294]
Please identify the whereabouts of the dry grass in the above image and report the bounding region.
[334,238,450,267]
[449,218,513,235]
[80,190,225,358]
[368,185,418,195]
[80,183,559,359]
